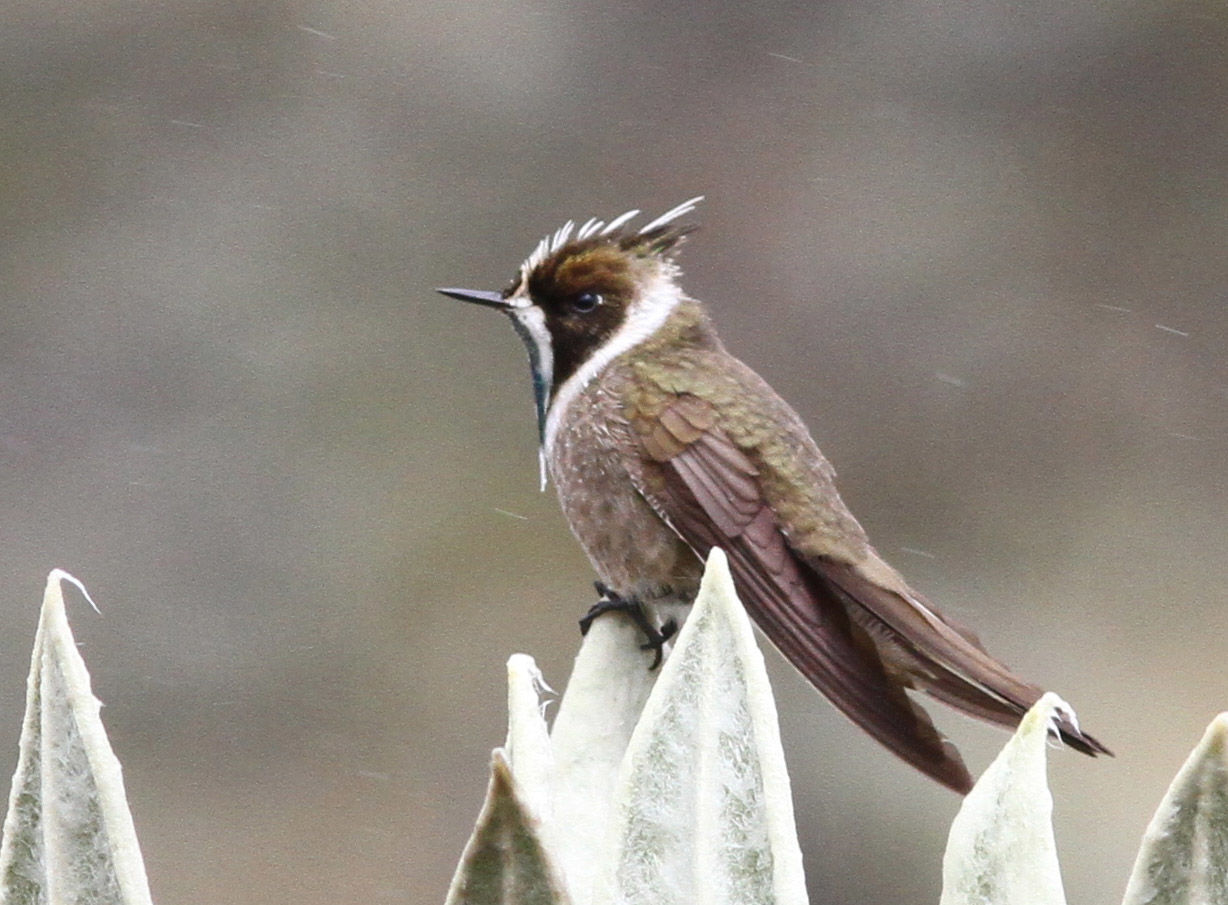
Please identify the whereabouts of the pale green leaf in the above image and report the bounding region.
[1121,713,1228,905]
[444,752,572,905]
[503,654,555,824]
[592,548,809,905]
[547,611,659,899]
[940,692,1070,905]
[0,570,154,905]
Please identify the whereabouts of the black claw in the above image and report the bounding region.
[637,628,670,670]
[579,586,675,670]
[659,618,678,642]
[579,595,621,636]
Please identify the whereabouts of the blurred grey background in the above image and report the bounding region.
[2,0,1225,902]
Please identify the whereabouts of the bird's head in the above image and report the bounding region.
[438,197,702,450]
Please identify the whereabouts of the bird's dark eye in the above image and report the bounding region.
[571,291,602,314]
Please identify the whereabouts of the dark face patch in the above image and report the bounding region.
[523,241,640,395]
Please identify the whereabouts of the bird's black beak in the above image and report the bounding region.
[436,287,511,310]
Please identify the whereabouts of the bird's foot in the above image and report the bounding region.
[580,582,678,670]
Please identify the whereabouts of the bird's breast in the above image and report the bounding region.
[546,368,702,603]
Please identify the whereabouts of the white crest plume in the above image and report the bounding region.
[518,196,704,283]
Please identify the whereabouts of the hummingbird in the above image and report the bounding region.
[438,197,1109,793]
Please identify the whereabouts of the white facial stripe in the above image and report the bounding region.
[510,305,554,412]
[509,305,554,489]
[543,272,684,459]
[511,306,551,364]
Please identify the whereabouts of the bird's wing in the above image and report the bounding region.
[629,375,1109,777]
[630,390,976,792]
[810,552,1110,756]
